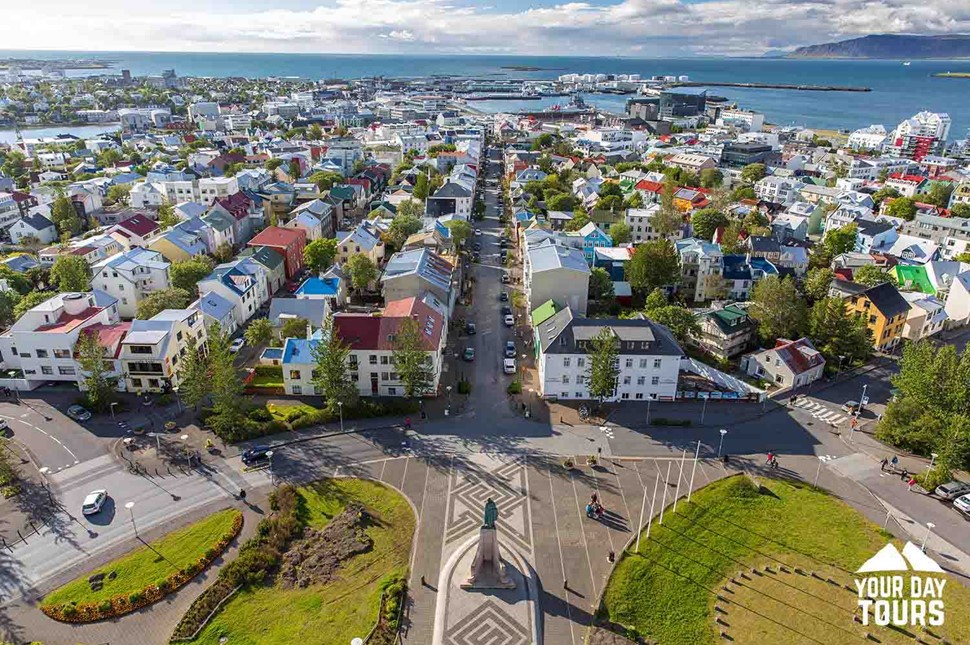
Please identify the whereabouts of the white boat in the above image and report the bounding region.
[903,61,911,66]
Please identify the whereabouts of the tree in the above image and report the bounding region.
[205,323,246,440]
[925,182,954,208]
[546,192,576,212]
[13,291,50,320]
[170,256,214,293]
[822,223,858,258]
[803,267,835,303]
[265,158,284,171]
[175,336,209,410]
[531,133,554,151]
[564,212,590,232]
[690,208,728,241]
[445,220,472,248]
[50,255,92,292]
[951,203,970,218]
[386,214,423,251]
[346,254,378,295]
[883,197,918,221]
[395,198,423,220]
[50,193,82,236]
[157,202,180,229]
[731,185,756,201]
[623,191,644,209]
[413,173,430,201]
[311,315,358,414]
[244,318,274,347]
[589,267,615,301]
[652,180,683,237]
[607,222,632,245]
[596,194,623,212]
[0,291,17,328]
[307,123,324,140]
[308,171,343,192]
[106,184,131,206]
[391,316,435,398]
[75,329,117,412]
[719,220,744,254]
[806,297,871,369]
[279,317,309,340]
[586,328,620,403]
[699,167,723,189]
[872,187,901,206]
[136,288,193,319]
[749,275,806,343]
[643,289,699,343]
[627,239,680,294]
[1,150,27,179]
[304,238,338,273]
[853,264,892,287]
[740,163,766,184]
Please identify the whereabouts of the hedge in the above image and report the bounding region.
[41,512,242,623]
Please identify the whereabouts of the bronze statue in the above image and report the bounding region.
[483,498,498,529]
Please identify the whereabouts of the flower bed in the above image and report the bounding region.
[41,510,242,623]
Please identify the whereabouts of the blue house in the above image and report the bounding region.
[567,222,613,265]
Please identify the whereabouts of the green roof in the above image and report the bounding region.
[531,299,561,327]
[893,264,934,294]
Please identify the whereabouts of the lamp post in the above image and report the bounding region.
[337,401,344,433]
[927,452,938,471]
[109,401,118,419]
[148,432,161,455]
[859,383,868,414]
[173,386,183,414]
[921,522,936,552]
[125,501,137,538]
[813,455,825,490]
[180,434,190,466]
[646,397,652,425]
[717,428,727,458]
[38,466,53,503]
[701,395,708,424]
[446,385,453,416]
[266,450,275,486]
[836,355,845,378]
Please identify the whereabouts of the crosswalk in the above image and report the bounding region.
[791,398,851,426]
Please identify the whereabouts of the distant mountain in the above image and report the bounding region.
[785,34,970,59]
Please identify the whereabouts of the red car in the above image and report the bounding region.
[286,281,299,293]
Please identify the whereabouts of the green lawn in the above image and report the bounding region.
[42,508,240,608]
[266,402,318,422]
[193,479,415,645]
[251,368,284,388]
[601,475,970,645]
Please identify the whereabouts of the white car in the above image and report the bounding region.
[954,493,970,515]
[503,314,515,327]
[229,338,245,353]
[503,358,516,374]
[474,228,483,236]
[82,490,108,515]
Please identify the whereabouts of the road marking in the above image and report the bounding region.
[792,399,849,425]
[0,413,79,464]
[378,458,388,482]
[570,467,598,600]
[546,467,576,645]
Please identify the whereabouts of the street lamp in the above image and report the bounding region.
[148,432,161,454]
[125,501,137,538]
[38,466,53,503]
[446,385,453,416]
[836,355,845,378]
[929,452,939,470]
[337,401,344,433]
[859,383,868,414]
[266,450,275,486]
[717,428,727,458]
[180,434,191,466]
[813,455,825,489]
[921,522,936,552]
[109,401,118,419]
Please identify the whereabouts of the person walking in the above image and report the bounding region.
[880,457,888,472]
[907,477,917,492]
[766,451,774,465]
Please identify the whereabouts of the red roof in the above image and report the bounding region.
[634,180,664,193]
[82,322,132,358]
[888,173,926,184]
[334,298,444,351]
[36,307,101,333]
[247,226,305,249]
[115,213,159,238]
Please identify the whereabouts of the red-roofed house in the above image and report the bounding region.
[740,337,826,389]
[247,226,307,278]
[109,214,161,249]
[884,174,928,198]
[634,180,665,204]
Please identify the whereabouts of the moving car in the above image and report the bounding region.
[465,322,477,335]
[82,490,108,515]
[241,445,271,466]
[503,358,516,374]
[474,228,482,236]
[503,314,515,327]
[954,493,970,515]
[505,340,516,358]
[935,481,970,500]
[67,405,92,422]
[463,347,475,362]
[230,338,245,353]
[841,400,859,413]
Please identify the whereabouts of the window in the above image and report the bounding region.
[58,366,76,376]
[131,378,142,388]
[624,358,633,368]
[53,349,71,359]
[651,376,659,386]
[292,385,302,395]
[637,376,645,385]
[41,366,52,375]
[289,370,301,379]
[639,358,647,368]
[653,359,662,369]
[576,375,584,384]
[621,393,630,400]
[36,349,48,358]
[388,387,397,395]
[623,376,631,385]
[381,372,389,380]
[369,355,378,364]
[381,356,389,365]
[128,345,153,355]
[635,392,644,400]
[561,392,569,398]
[562,375,570,384]
[563,357,571,367]
[351,373,359,382]
[577,357,585,367]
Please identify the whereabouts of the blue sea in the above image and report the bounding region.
[4,50,970,140]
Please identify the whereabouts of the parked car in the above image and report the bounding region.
[473,242,482,251]
[841,400,859,413]
[463,347,475,362]
[503,358,516,374]
[954,493,970,515]
[67,405,92,422]
[472,251,480,262]
[503,314,515,327]
[501,305,512,316]
[935,481,970,500]
[82,490,108,516]
[230,338,245,354]
[501,273,511,284]
[505,340,516,358]
[474,228,483,236]
[0,419,8,436]
[241,445,271,466]
[499,292,508,302]
[499,239,508,249]
[465,322,477,335]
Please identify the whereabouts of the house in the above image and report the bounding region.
[285,210,324,242]
[535,309,683,401]
[295,273,346,308]
[855,220,898,254]
[9,213,56,245]
[247,226,306,279]
[92,248,171,319]
[119,308,208,393]
[0,291,121,390]
[3,254,39,273]
[722,255,755,300]
[668,153,716,175]
[675,239,723,303]
[884,174,927,198]
[241,246,286,294]
[268,297,329,330]
[426,180,473,219]
[336,221,385,267]
[281,296,446,397]
[755,176,803,204]
[201,209,236,252]
[690,304,757,359]
[109,213,161,249]
[197,263,265,325]
[525,244,591,317]
[195,291,238,335]
[624,205,684,243]
[565,222,613,264]
[381,248,456,314]
[770,213,808,243]
[740,338,826,389]
[148,218,211,262]
[900,292,947,341]
[884,234,939,265]
[830,279,910,351]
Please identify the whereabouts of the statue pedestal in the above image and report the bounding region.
[460,528,516,590]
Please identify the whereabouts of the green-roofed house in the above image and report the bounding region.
[691,303,757,359]
[239,245,286,293]
[892,264,935,295]
[531,299,561,355]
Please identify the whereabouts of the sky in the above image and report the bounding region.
[6,0,970,57]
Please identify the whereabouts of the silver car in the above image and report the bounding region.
[954,493,970,515]
[82,490,108,515]
[935,481,970,500]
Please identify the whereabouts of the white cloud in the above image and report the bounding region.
[6,0,970,56]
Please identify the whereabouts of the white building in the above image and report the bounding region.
[525,243,591,317]
[120,308,207,393]
[901,292,947,341]
[847,125,889,151]
[739,337,825,389]
[92,248,172,319]
[535,309,683,401]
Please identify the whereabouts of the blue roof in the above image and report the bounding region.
[295,276,340,297]
[3,255,39,272]
[261,347,284,360]
[198,291,235,321]
[722,255,752,281]
[282,338,320,365]
[749,257,779,275]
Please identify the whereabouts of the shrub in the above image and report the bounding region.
[247,407,272,422]
[916,465,952,491]
[98,599,113,613]
[457,379,471,395]
[507,380,522,395]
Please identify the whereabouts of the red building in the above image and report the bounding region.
[247,226,307,278]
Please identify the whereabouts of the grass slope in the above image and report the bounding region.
[42,508,240,607]
[602,476,970,645]
[194,479,415,645]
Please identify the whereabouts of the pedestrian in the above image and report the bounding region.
[238,489,246,501]
[891,455,899,469]
[880,458,888,472]
[591,492,598,504]
[771,456,779,469]
[766,451,774,465]
[608,550,615,563]
[908,477,917,492]
[900,469,909,482]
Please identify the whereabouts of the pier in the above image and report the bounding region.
[669,81,871,92]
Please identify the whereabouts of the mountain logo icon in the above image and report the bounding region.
[856,542,944,574]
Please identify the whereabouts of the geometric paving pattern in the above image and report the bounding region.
[445,599,532,645]
[445,458,531,554]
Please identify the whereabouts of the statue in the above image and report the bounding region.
[483,498,498,529]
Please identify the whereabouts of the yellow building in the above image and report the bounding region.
[830,279,911,351]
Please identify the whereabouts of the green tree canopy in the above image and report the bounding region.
[749,275,806,343]
[951,203,970,218]
[170,256,214,293]
[204,323,246,440]
[244,317,274,347]
[588,267,615,301]
[13,291,51,320]
[50,255,92,292]
[586,328,620,402]
[882,196,918,221]
[308,171,343,192]
[445,219,472,249]
[740,163,767,184]
[136,288,193,319]
[690,208,728,241]
[822,223,858,259]
[346,254,378,294]
[546,192,577,212]
[699,167,723,189]
[872,187,901,206]
[386,214,423,251]
[853,264,892,287]
[280,317,309,340]
[803,267,835,303]
[76,328,117,412]
[643,289,700,344]
[412,173,430,201]
[627,239,680,294]
[607,222,632,245]
[175,336,210,410]
[924,182,954,208]
[303,238,338,273]
[565,212,590,232]
[312,315,358,414]
[391,316,435,398]
[50,193,82,236]
[806,297,871,370]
